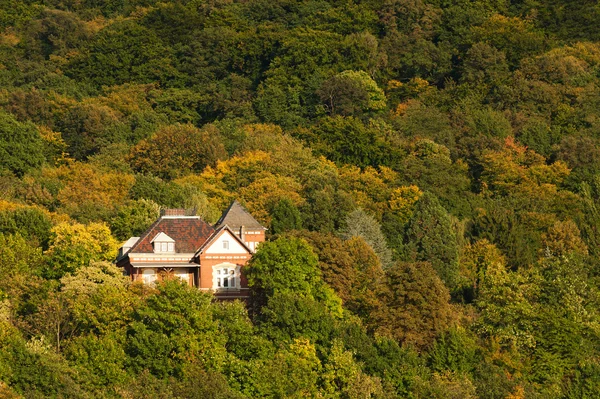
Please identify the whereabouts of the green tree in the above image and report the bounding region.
[66,20,179,88]
[269,197,303,234]
[245,237,342,316]
[0,207,52,249]
[403,192,460,289]
[126,280,225,378]
[317,70,387,116]
[0,111,44,177]
[297,116,388,168]
[110,199,160,241]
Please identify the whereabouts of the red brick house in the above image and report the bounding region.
[116,201,266,299]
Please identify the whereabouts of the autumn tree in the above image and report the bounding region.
[341,208,393,269]
[317,70,387,116]
[128,124,227,180]
[44,222,118,279]
[373,261,454,350]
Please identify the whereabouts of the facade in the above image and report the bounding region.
[116,201,266,299]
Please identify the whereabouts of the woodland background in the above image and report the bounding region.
[1,0,600,397]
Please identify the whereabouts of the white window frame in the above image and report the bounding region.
[154,241,175,253]
[213,263,240,290]
[175,268,189,284]
[142,268,157,285]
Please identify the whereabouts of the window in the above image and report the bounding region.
[154,241,175,253]
[142,268,157,285]
[223,240,229,250]
[151,232,175,253]
[175,268,189,284]
[213,265,239,289]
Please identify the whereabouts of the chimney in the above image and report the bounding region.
[240,225,245,241]
[161,209,187,216]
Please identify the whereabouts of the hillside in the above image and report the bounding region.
[1,0,600,397]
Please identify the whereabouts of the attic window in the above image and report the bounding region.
[223,240,229,250]
[154,242,175,253]
[151,232,175,253]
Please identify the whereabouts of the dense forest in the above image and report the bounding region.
[2,0,600,397]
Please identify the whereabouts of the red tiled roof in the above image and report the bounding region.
[128,217,215,254]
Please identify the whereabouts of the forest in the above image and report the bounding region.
[1,0,600,397]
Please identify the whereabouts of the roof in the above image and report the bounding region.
[215,200,266,231]
[127,216,215,254]
[122,237,140,248]
[194,225,253,257]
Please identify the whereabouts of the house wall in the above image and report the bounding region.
[198,255,250,289]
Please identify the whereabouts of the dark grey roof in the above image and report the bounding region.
[215,200,266,230]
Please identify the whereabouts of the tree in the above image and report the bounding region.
[66,20,178,88]
[110,199,161,241]
[44,222,118,279]
[297,116,388,168]
[0,207,52,249]
[403,192,460,289]
[373,261,454,350]
[60,261,133,335]
[126,280,225,378]
[341,208,393,269]
[317,70,387,116]
[0,111,44,177]
[269,198,303,234]
[128,124,227,180]
[458,239,507,302]
[0,233,44,282]
[245,237,342,316]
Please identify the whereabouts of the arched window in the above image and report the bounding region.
[213,264,239,289]
[142,268,157,285]
[175,268,189,284]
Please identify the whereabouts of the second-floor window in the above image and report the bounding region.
[214,265,239,289]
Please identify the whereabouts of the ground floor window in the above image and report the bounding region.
[142,268,157,285]
[175,268,190,284]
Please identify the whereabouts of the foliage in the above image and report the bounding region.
[44,222,118,279]
[128,124,227,180]
[403,192,460,289]
[2,0,600,396]
[0,111,44,177]
[373,261,454,350]
[245,237,342,317]
[341,208,393,269]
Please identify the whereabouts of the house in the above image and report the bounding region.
[116,201,266,299]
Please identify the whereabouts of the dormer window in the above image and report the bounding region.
[151,232,175,253]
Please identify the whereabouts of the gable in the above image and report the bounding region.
[204,229,251,255]
[151,232,175,243]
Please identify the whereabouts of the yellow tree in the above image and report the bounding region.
[44,221,118,279]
